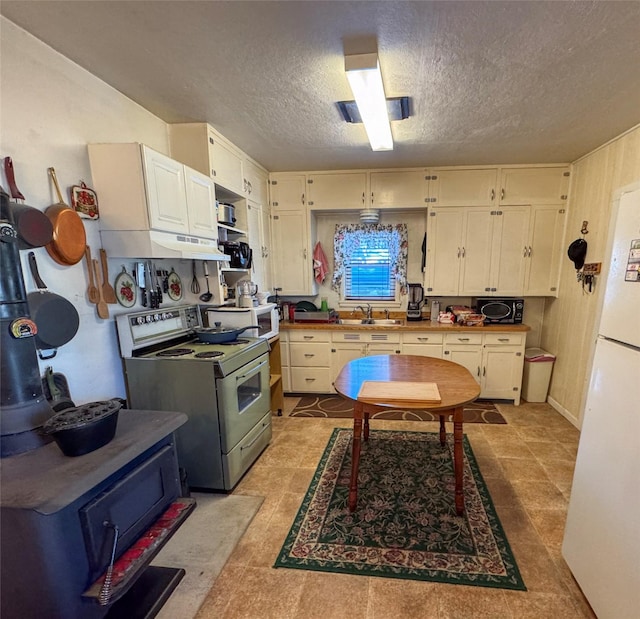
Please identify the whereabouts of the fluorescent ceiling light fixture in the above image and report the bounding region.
[345,52,393,151]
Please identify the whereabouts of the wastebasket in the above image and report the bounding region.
[522,348,556,402]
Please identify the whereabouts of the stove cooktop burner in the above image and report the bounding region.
[156,348,195,357]
[194,351,224,359]
[218,338,250,346]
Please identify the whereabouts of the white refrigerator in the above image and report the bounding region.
[562,185,640,618]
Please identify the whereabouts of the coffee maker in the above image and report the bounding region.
[407,283,424,321]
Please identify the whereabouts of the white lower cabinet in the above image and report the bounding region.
[330,332,402,389]
[401,332,444,358]
[289,331,332,392]
[443,332,525,404]
[481,333,525,404]
[283,329,525,403]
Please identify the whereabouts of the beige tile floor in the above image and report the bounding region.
[196,398,596,619]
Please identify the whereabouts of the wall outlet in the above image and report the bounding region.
[583,262,601,274]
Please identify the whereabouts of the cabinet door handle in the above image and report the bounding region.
[304,353,314,358]
[523,246,528,257]
[483,366,486,376]
[301,194,305,205]
[303,335,314,340]
[417,337,429,342]
[490,189,495,201]
[457,247,461,258]
[305,377,316,382]
[498,338,509,342]
[501,188,505,200]
[458,337,470,341]
[303,248,307,259]
[362,192,365,203]
[528,246,532,257]
[477,366,481,376]
[461,247,466,258]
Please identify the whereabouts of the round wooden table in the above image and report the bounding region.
[333,354,481,515]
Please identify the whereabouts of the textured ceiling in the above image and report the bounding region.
[2,1,640,172]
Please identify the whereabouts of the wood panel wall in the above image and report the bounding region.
[542,125,640,427]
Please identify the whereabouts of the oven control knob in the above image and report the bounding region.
[153,313,160,322]
[162,312,171,320]
[137,317,145,325]
[146,315,153,323]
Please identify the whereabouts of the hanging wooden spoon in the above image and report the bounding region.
[85,246,99,304]
[92,258,109,319]
[99,248,117,304]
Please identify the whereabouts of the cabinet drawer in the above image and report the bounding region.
[332,331,401,344]
[402,343,443,359]
[484,333,525,346]
[444,333,483,345]
[290,342,331,367]
[290,367,332,392]
[403,332,444,345]
[288,330,330,343]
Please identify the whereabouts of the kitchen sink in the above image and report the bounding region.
[337,318,404,326]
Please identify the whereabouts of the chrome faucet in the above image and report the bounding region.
[383,308,390,320]
[354,304,373,322]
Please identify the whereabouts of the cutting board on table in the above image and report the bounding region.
[357,381,441,404]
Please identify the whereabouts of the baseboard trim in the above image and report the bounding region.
[547,396,580,429]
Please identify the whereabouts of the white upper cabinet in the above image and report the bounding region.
[246,200,272,292]
[499,167,570,205]
[307,172,367,209]
[428,166,570,207]
[269,173,307,210]
[489,206,530,296]
[370,170,428,208]
[206,127,244,195]
[523,204,566,295]
[169,122,245,196]
[270,209,316,295]
[88,143,216,239]
[184,166,218,238]
[429,168,499,206]
[243,158,269,205]
[141,146,190,234]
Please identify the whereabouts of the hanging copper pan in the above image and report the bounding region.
[44,167,86,266]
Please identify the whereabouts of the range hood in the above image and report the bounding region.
[100,229,231,261]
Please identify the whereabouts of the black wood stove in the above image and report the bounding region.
[0,410,193,618]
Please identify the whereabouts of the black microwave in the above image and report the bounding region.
[476,298,524,324]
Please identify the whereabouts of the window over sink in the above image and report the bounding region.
[332,223,408,301]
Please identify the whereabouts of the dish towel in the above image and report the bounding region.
[313,241,329,284]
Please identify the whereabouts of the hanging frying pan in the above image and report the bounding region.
[3,157,53,249]
[44,167,86,266]
[27,251,80,358]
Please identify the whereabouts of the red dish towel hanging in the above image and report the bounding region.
[313,242,329,284]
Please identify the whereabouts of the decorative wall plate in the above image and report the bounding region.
[167,268,183,301]
[114,266,136,308]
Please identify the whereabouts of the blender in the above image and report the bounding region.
[407,283,424,321]
[236,280,258,307]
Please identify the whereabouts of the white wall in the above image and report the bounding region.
[542,125,640,426]
[1,18,209,404]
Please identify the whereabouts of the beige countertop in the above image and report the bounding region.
[280,320,530,333]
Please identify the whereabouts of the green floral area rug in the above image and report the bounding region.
[274,428,525,590]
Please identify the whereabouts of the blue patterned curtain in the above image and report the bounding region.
[331,223,409,295]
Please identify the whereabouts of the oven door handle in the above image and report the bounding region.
[235,358,268,382]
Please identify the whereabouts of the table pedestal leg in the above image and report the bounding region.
[439,414,446,446]
[349,406,363,512]
[453,406,464,515]
[363,411,370,441]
